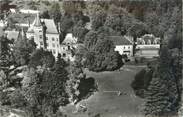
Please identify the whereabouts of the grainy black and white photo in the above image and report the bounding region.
[0,0,182,117]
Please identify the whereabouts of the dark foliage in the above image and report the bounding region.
[131,67,153,98]
[0,35,12,69]
[29,48,55,68]
[144,46,179,116]
[13,33,36,66]
[78,77,98,101]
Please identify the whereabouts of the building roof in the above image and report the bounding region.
[33,13,42,27]
[41,19,58,34]
[5,30,19,40]
[62,33,77,44]
[109,36,133,46]
[27,17,58,34]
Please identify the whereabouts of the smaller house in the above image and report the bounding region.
[5,30,19,41]
[135,34,160,58]
[110,36,133,57]
[60,33,78,61]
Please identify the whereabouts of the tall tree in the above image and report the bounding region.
[29,49,55,68]
[84,30,98,50]
[13,31,36,66]
[144,46,179,116]
[0,35,12,70]
[72,21,89,43]
[50,2,61,24]
[66,61,86,104]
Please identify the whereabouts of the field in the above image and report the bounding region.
[63,65,145,117]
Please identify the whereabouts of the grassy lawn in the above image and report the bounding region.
[63,65,145,117]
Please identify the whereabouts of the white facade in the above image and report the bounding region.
[135,34,160,58]
[46,33,60,57]
[111,36,134,57]
[19,9,40,14]
[115,45,133,57]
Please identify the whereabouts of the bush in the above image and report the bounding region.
[85,51,123,72]
[9,89,27,108]
[131,67,154,98]
[0,91,11,106]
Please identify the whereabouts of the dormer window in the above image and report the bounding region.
[154,40,157,44]
[52,43,55,47]
[40,41,43,45]
[142,40,145,45]
[147,40,151,45]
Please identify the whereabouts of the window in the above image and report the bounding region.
[63,53,66,57]
[40,41,43,45]
[57,44,59,48]
[52,49,56,54]
[31,36,34,39]
[124,46,125,49]
[47,43,49,47]
[128,46,130,49]
[52,38,55,41]
[52,43,55,47]
[46,37,48,40]
[39,35,42,39]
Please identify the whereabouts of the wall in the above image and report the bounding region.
[115,45,133,57]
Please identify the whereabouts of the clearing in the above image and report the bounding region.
[63,65,145,117]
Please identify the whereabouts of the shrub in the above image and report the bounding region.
[9,89,27,108]
[0,91,11,106]
[131,67,154,98]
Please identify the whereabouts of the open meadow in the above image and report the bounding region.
[63,65,145,117]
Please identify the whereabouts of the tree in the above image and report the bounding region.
[84,30,98,50]
[66,61,86,104]
[127,21,148,41]
[72,21,89,43]
[144,46,179,116]
[0,35,12,70]
[97,26,120,37]
[104,4,127,35]
[50,3,61,23]
[91,7,107,30]
[29,49,55,68]
[13,31,36,66]
[94,39,114,54]
[40,10,50,19]
[60,14,74,34]
[104,51,123,71]
[21,66,69,117]
[62,1,85,15]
